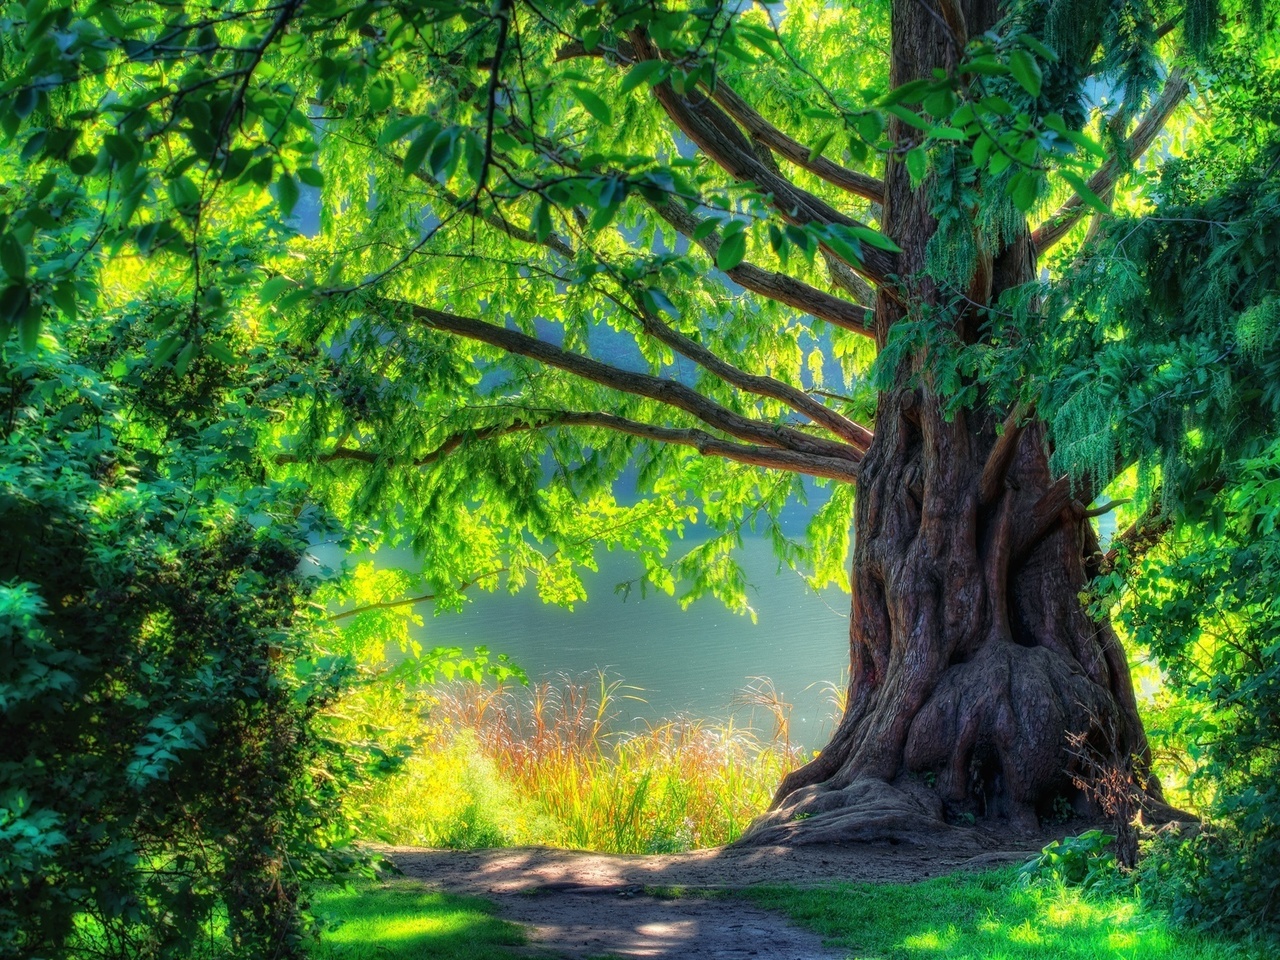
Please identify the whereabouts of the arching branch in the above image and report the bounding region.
[705,81,885,203]
[376,299,864,464]
[555,37,884,202]
[649,197,875,336]
[1032,70,1190,254]
[392,134,877,339]
[285,410,861,481]
[632,302,874,449]
[628,29,900,291]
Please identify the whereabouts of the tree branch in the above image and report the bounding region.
[287,410,861,482]
[372,299,864,464]
[978,404,1028,506]
[1032,70,1190,254]
[648,197,875,336]
[556,37,884,202]
[705,80,885,203]
[1097,500,1171,576]
[632,301,874,449]
[627,29,900,291]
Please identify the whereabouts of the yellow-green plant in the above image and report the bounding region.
[356,675,802,854]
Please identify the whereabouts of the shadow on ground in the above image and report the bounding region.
[384,840,1046,959]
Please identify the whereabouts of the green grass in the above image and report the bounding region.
[349,676,803,854]
[743,868,1269,960]
[308,881,526,960]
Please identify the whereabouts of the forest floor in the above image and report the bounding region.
[386,837,1047,959]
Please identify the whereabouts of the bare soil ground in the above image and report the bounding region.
[387,836,1052,959]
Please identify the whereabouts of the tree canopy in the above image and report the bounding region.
[3,0,1280,951]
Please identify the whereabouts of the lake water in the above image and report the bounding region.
[344,537,852,751]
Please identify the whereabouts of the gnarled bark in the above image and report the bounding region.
[741,0,1168,846]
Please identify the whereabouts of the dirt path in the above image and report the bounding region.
[387,840,1047,959]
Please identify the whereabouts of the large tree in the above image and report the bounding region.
[2,0,1276,843]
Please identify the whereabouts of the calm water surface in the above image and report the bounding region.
[360,537,851,751]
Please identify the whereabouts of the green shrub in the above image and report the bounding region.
[1113,443,1280,937]
[1019,830,1124,893]
[0,334,359,957]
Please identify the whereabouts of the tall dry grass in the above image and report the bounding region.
[354,673,805,854]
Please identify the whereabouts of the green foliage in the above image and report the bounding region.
[0,327,366,958]
[1108,443,1280,937]
[0,2,1276,949]
[1039,21,1280,503]
[1019,830,1124,891]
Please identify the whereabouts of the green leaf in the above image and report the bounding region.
[0,283,28,326]
[1010,171,1039,211]
[848,226,903,253]
[530,200,552,242]
[428,129,458,176]
[905,146,927,183]
[277,173,300,216]
[881,79,932,106]
[620,60,668,94]
[367,76,394,113]
[972,133,993,168]
[17,302,41,353]
[857,111,884,143]
[716,230,747,271]
[1019,34,1059,62]
[260,276,294,304]
[886,105,932,132]
[0,233,28,279]
[379,114,428,147]
[403,128,436,177]
[821,226,863,266]
[572,87,613,125]
[1060,170,1109,213]
[51,281,76,319]
[808,131,834,163]
[1010,49,1043,98]
[173,341,197,377]
[297,167,324,188]
[692,218,720,241]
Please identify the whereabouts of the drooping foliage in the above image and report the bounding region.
[1039,16,1280,506]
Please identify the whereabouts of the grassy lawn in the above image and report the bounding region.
[308,880,527,960]
[744,867,1269,960]
[307,869,1271,960]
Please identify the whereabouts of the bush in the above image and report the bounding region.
[1113,443,1280,938]
[1019,830,1123,892]
[0,334,359,958]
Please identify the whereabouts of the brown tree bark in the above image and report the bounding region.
[740,0,1167,845]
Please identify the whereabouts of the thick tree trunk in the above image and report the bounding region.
[741,0,1164,845]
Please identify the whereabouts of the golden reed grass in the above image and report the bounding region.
[354,672,806,853]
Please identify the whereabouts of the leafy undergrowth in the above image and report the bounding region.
[354,675,803,853]
[744,867,1271,960]
[308,881,525,960]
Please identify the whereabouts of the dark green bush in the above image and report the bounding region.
[0,332,360,958]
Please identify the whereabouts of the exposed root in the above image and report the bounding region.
[737,777,974,848]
